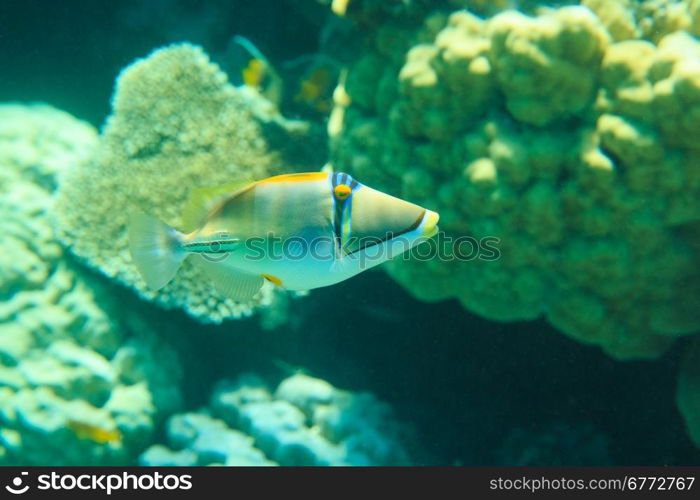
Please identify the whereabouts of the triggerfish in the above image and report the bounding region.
[128,172,439,301]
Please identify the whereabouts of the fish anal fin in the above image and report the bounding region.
[192,256,264,302]
[181,180,253,232]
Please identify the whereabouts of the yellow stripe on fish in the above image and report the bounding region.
[256,172,329,184]
[128,172,439,301]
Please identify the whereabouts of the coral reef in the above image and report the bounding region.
[140,412,274,466]
[327,1,700,360]
[5,0,700,467]
[141,373,413,466]
[53,43,317,324]
[586,0,700,42]
[0,104,182,465]
[489,7,611,126]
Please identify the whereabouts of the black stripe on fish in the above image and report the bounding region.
[333,198,345,252]
[344,209,426,255]
[183,239,240,253]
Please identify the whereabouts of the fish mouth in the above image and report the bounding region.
[422,210,439,237]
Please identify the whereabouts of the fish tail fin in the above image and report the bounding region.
[128,213,187,291]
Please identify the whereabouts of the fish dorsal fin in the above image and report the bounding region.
[181,180,253,232]
[256,172,328,185]
[191,256,265,302]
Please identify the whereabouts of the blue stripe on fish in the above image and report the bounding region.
[330,172,363,255]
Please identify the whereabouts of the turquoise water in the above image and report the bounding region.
[1,0,700,466]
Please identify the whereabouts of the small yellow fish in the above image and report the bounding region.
[242,58,267,89]
[67,419,121,444]
[128,172,439,300]
[232,36,283,106]
[294,65,335,113]
[332,0,350,16]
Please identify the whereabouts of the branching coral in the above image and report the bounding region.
[328,1,700,362]
[53,43,316,324]
[141,373,414,466]
[0,104,182,465]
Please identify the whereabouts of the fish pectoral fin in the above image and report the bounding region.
[192,257,264,302]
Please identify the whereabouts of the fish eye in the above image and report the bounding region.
[334,184,351,200]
